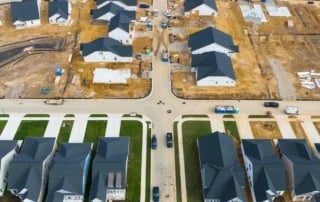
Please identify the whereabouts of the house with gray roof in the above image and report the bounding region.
[46,143,93,202]
[80,37,133,62]
[90,2,124,23]
[95,0,137,11]
[277,139,320,201]
[108,11,135,44]
[11,0,41,29]
[89,137,129,201]
[197,131,246,202]
[191,51,236,86]
[7,137,56,202]
[241,139,286,202]
[188,26,239,55]
[0,140,21,197]
[48,0,71,25]
[184,0,217,16]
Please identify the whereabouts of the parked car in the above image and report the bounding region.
[166,133,173,148]
[139,3,149,8]
[153,186,160,202]
[264,101,279,108]
[151,135,157,149]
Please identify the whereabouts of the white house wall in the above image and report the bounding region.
[39,147,56,202]
[196,76,235,86]
[241,145,256,202]
[84,51,132,62]
[97,1,136,11]
[109,28,132,44]
[0,150,17,196]
[97,13,115,21]
[14,19,41,28]
[192,43,232,55]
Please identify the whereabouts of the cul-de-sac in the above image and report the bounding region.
[1,0,320,201]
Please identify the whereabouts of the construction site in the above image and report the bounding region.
[0,0,320,99]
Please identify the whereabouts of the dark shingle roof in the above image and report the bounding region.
[242,139,286,201]
[197,132,246,201]
[95,0,137,7]
[109,11,135,32]
[188,26,239,53]
[91,2,124,20]
[191,51,235,81]
[184,0,217,12]
[11,0,40,22]
[0,140,20,169]
[48,0,69,20]
[8,137,55,201]
[278,139,320,195]
[46,143,92,202]
[81,37,132,57]
[89,137,129,201]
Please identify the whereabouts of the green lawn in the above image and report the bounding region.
[145,122,151,202]
[224,121,240,141]
[182,115,208,118]
[83,120,107,150]
[174,121,182,202]
[89,114,108,117]
[0,120,7,135]
[182,121,211,202]
[14,120,48,140]
[24,114,50,117]
[57,120,74,146]
[120,120,143,202]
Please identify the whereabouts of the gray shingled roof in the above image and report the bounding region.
[11,0,40,22]
[91,2,124,20]
[89,137,129,201]
[242,139,286,202]
[278,139,320,195]
[188,26,239,53]
[109,11,135,33]
[184,0,217,12]
[46,143,92,202]
[191,51,235,81]
[95,0,137,7]
[48,0,69,20]
[0,140,19,170]
[197,132,246,201]
[8,137,55,201]
[80,37,132,57]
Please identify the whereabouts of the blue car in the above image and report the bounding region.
[151,135,157,149]
[153,186,160,202]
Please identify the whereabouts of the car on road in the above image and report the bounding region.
[151,135,157,149]
[139,3,149,8]
[153,186,160,202]
[285,106,300,115]
[264,101,279,108]
[166,133,173,148]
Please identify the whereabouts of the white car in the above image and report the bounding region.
[285,106,300,115]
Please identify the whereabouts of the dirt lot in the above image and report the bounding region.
[171,1,320,100]
[0,0,152,98]
[250,121,282,139]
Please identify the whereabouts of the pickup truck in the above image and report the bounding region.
[44,99,64,105]
[214,105,239,114]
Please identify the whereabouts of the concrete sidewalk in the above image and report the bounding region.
[275,115,296,138]
[105,113,122,137]
[43,113,64,138]
[0,113,24,140]
[69,114,89,143]
[208,114,225,132]
[236,115,254,139]
[300,115,320,145]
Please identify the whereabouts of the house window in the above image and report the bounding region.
[114,57,117,61]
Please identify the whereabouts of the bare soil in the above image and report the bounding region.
[250,121,282,139]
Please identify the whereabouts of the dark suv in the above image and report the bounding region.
[264,101,279,108]
[166,133,173,148]
[153,186,160,202]
[151,135,157,149]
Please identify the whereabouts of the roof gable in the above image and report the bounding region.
[48,0,69,19]
[188,26,238,53]
[91,2,124,19]
[109,11,135,32]
[11,0,40,22]
[184,0,217,12]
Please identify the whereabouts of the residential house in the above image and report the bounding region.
[7,137,56,202]
[108,11,135,44]
[184,0,217,16]
[80,37,133,62]
[0,140,21,197]
[94,0,137,11]
[191,51,236,86]
[89,137,129,201]
[314,143,320,159]
[277,139,320,201]
[46,143,93,202]
[11,0,41,28]
[48,0,71,25]
[197,131,246,202]
[90,2,124,23]
[188,26,239,55]
[241,139,286,202]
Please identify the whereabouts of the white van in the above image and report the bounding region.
[285,106,300,115]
